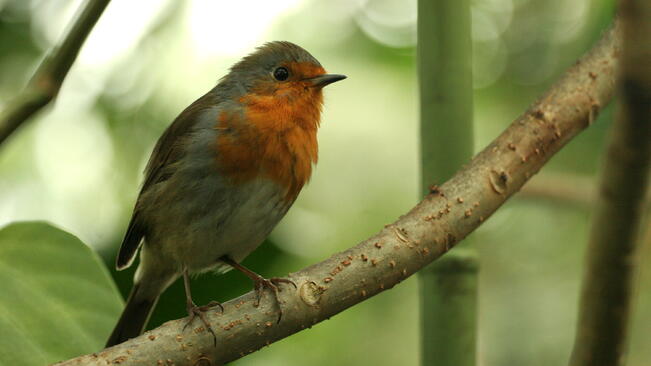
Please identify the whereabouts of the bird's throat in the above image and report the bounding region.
[214,97,321,202]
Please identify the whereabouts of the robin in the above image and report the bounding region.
[105,41,345,347]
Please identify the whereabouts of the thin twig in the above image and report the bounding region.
[518,172,651,209]
[55,22,621,366]
[569,2,651,365]
[0,0,111,146]
[518,172,596,207]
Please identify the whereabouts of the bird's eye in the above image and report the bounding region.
[273,67,289,81]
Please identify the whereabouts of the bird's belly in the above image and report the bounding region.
[149,177,291,273]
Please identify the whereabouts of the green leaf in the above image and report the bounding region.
[0,222,122,365]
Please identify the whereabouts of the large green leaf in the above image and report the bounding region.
[0,222,122,365]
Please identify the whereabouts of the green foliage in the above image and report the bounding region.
[0,222,122,365]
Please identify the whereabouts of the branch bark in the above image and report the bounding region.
[0,0,110,146]
[569,1,651,365]
[55,22,621,366]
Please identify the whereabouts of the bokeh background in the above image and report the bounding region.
[1,0,649,365]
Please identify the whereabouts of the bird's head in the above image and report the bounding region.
[218,41,345,105]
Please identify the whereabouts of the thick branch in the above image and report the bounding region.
[569,2,651,365]
[55,22,621,366]
[0,0,110,146]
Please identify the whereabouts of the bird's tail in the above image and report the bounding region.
[105,283,159,347]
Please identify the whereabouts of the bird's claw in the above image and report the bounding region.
[203,300,225,313]
[184,301,222,346]
[252,277,297,323]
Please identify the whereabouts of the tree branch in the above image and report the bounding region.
[569,2,651,365]
[518,173,597,208]
[518,172,651,210]
[0,0,110,146]
[55,22,621,366]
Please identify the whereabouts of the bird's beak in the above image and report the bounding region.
[307,74,347,88]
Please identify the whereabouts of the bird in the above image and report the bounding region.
[105,41,345,347]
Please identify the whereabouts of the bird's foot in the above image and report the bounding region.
[252,277,297,323]
[218,256,297,324]
[184,300,223,346]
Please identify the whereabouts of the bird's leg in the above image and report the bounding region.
[220,256,296,323]
[182,268,222,345]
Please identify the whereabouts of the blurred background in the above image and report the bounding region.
[0,0,649,365]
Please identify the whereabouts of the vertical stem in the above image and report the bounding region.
[418,0,474,188]
[569,2,651,365]
[417,0,477,366]
[419,250,478,366]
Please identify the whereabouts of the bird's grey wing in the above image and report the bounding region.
[116,92,218,270]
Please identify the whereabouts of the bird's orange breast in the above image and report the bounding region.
[214,89,323,202]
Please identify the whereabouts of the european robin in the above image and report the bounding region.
[105,41,345,347]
